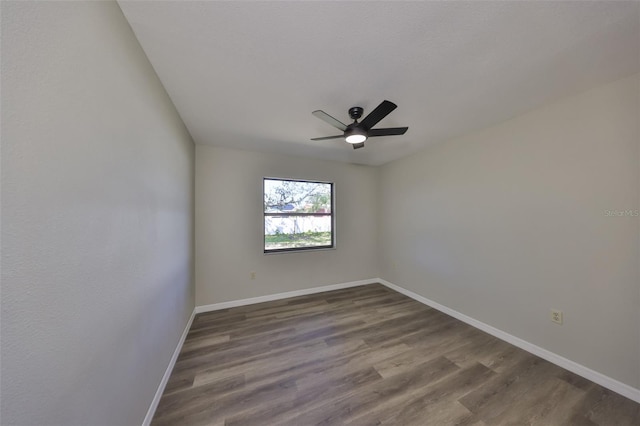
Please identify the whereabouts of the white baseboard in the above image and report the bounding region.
[195,279,378,314]
[377,278,640,404]
[142,308,196,426]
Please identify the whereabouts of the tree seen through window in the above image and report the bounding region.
[263,178,334,252]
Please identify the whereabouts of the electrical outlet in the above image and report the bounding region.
[250,272,256,280]
[550,309,563,325]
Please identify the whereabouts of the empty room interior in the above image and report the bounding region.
[2,1,640,425]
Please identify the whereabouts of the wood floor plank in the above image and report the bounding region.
[490,377,585,426]
[351,362,496,426]
[152,284,640,426]
[286,356,463,426]
[458,354,563,421]
[577,386,640,425]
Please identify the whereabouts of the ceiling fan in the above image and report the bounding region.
[311,100,408,149]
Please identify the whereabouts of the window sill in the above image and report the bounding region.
[263,246,336,255]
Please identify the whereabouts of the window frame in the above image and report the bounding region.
[263,177,335,254]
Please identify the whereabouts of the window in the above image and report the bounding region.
[263,178,334,253]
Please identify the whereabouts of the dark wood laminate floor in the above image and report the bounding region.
[153,284,640,426]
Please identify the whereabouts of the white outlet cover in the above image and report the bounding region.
[551,310,563,324]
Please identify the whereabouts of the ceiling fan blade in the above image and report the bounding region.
[352,142,365,149]
[312,110,347,131]
[368,127,408,137]
[359,100,397,130]
[311,135,344,141]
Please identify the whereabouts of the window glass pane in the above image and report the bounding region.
[264,179,332,214]
[264,215,332,250]
[264,178,333,252]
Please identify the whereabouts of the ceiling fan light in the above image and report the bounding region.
[345,134,366,144]
[344,128,367,144]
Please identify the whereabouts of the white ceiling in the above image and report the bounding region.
[118,1,640,166]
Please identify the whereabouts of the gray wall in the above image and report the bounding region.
[195,146,378,305]
[1,2,195,425]
[378,74,640,389]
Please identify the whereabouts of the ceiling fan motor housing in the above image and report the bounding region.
[344,125,367,143]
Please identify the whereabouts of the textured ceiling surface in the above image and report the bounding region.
[118,1,639,166]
